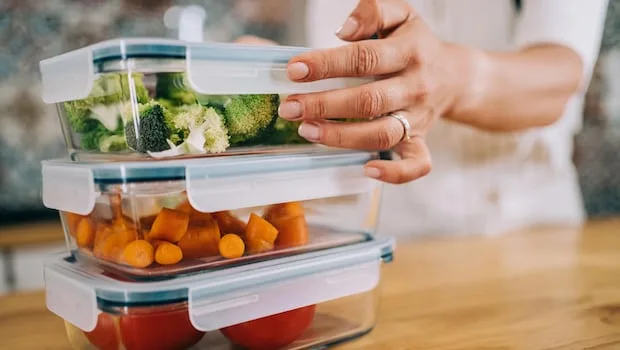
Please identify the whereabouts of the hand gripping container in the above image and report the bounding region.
[41,150,383,279]
[45,237,394,350]
[39,38,371,161]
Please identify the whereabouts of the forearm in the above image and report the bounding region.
[445,43,584,132]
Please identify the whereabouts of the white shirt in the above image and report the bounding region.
[304,0,609,237]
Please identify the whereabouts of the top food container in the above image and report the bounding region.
[39,38,371,161]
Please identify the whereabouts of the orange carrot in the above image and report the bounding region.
[176,200,213,225]
[149,208,190,243]
[245,213,279,244]
[76,218,95,249]
[177,219,221,259]
[65,212,88,237]
[263,202,305,222]
[154,242,183,265]
[120,240,154,268]
[246,237,274,254]
[212,211,246,236]
[272,215,309,248]
[94,233,126,262]
[219,234,245,259]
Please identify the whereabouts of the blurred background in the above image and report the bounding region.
[0,0,619,295]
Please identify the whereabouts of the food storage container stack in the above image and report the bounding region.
[39,38,393,350]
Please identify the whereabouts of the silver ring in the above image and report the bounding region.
[384,112,413,142]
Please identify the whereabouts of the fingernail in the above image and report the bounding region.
[287,62,310,80]
[364,166,382,179]
[298,122,320,142]
[278,101,303,120]
[336,17,359,38]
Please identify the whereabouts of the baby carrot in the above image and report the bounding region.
[219,234,245,259]
[155,242,183,265]
[76,218,95,249]
[120,240,154,268]
[149,208,190,243]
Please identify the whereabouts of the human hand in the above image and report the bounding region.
[278,0,473,184]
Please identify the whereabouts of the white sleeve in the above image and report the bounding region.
[514,0,609,88]
[304,0,358,48]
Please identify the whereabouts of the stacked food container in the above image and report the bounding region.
[39,38,394,350]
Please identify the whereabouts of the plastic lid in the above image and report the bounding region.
[41,150,381,215]
[45,237,394,332]
[39,37,372,103]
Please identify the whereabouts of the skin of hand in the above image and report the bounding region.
[270,0,585,185]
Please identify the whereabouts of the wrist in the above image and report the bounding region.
[442,43,491,123]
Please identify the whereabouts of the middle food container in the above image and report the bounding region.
[42,150,383,279]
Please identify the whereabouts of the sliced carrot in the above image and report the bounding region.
[245,213,279,244]
[212,211,246,236]
[176,200,213,225]
[177,219,221,259]
[272,215,309,248]
[65,212,88,237]
[154,242,184,265]
[246,237,274,254]
[76,218,95,249]
[263,202,305,222]
[219,234,245,259]
[120,240,154,268]
[149,208,190,243]
[94,233,126,262]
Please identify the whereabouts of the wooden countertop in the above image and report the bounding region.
[2,219,620,349]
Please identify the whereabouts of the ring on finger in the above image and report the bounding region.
[383,112,413,142]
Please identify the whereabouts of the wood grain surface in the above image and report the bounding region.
[1,219,620,349]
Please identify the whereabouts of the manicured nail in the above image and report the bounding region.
[336,17,359,38]
[364,166,382,179]
[298,122,320,142]
[278,101,303,120]
[287,62,310,80]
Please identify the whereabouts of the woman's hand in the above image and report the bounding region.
[278,0,474,184]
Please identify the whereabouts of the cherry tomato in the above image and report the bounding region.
[84,313,120,350]
[119,304,205,350]
[220,305,316,350]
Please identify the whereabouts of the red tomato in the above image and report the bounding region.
[119,304,205,350]
[84,313,120,350]
[220,305,316,350]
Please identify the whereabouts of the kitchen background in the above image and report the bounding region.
[0,0,618,295]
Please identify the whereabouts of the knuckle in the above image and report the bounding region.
[324,126,346,147]
[357,87,386,116]
[351,44,380,76]
[305,95,329,119]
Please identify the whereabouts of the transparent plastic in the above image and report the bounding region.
[63,289,378,350]
[40,39,371,161]
[58,180,381,279]
[45,237,393,350]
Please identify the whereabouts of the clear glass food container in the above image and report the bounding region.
[45,237,394,350]
[42,150,383,279]
[39,38,371,161]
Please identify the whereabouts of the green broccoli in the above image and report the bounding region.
[124,101,174,153]
[196,94,234,110]
[79,118,126,152]
[155,73,197,106]
[265,118,310,145]
[98,135,129,152]
[173,104,230,153]
[223,94,279,145]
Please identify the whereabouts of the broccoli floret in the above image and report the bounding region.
[81,123,111,151]
[223,94,279,145]
[124,101,173,153]
[173,104,230,153]
[155,73,197,106]
[98,135,128,152]
[64,73,149,133]
[265,118,310,145]
[196,94,234,110]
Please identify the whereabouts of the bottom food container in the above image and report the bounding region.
[45,238,394,350]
